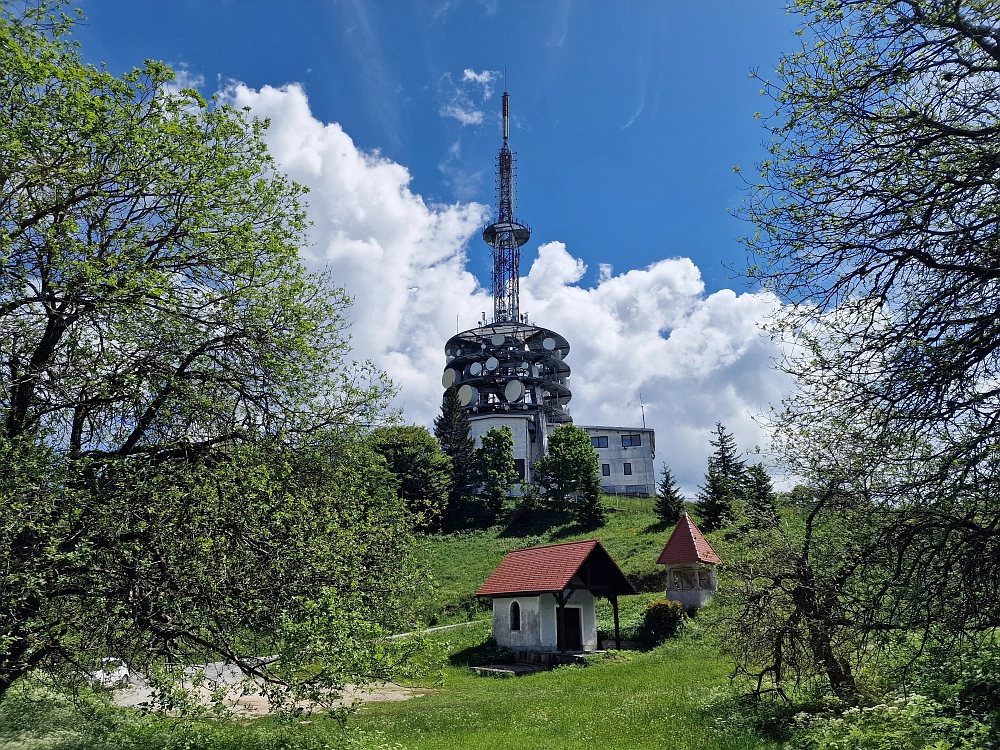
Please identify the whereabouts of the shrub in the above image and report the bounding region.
[640,599,686,645]
[786,693,991,750]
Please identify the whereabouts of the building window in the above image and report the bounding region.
[514,458,526,480]
[509,601,520,631]
[623,462,632,476]
[591,436,608,448]
[601,463,611,477]
[621,433,642,447]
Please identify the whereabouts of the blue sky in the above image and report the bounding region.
[71,1,802,490]
[75,1,797,294]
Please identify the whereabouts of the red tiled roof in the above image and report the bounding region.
[476,539,637,597]
[656,514,723,566]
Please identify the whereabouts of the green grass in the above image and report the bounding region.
[417,499,672,626]
[0,501,778,750]
[350,621,778,750]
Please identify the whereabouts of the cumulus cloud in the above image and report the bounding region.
[224,82,789,493]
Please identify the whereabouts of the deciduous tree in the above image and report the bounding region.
[475,426,518,525]
[369,425,452,527]
[0,3,408,705]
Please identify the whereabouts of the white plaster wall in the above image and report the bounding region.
[492,596,543,651]
[665,564,717,610]
[470,414,535,482]
[579,426,656,495]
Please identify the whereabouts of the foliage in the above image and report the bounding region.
[0,2,407,705]
[370,425,452,527]
[576,468,607,529]
[737,0,1000,653]
[533,425,601,509]
[474,426,518,525]
[696,423,745,532]
[654,464,685,525]
[786,694,990,750]
[719,478,867,700]
[433,386,477,523]
[745,463,778,528]
[639,599,686,645]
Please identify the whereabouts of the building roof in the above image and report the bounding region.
[575,425,655,434]
[476,539,638,598]
[656,514,723,566]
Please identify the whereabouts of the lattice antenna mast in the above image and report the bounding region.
[483,89,530,323]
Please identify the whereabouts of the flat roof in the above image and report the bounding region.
[575,425,654,433]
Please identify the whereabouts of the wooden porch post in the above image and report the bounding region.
[555,591,566,653]
[611,594,621,650]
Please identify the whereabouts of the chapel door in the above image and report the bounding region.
[558,607,583,651]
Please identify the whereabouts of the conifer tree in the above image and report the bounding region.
[696,422,746,531]
[577,469,607,529]
[654,464,685,525]
[433,385,476,523]
[745,463,778,528]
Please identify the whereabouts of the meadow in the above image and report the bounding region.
[0,502,781,750]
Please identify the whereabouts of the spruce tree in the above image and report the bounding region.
[654,464,685,525]
[695,422,745,531]
[746,463,779,528]
[577,469,607,529]
[433,386,476,524]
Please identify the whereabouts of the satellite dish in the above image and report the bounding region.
[457,384,477,406]
[518,361,529,371]
[542,337,556,350]
[504,379,525,402]
[485,356,499,371]
[442,368,457,388]
[491,333,505,346]
[470,362,483,376]
[456,349,462,356]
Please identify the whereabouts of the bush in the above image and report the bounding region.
[786,693,990,750]
[639,599,686,645]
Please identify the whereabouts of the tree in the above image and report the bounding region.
[745,463,778,528]
[369,425,452,527]
[0,5,407,704]
[734,0,1000,695]
[433,386,476,523]
[533,425,601,507]
[654,464,685,525]
[577,466,607,529]
[695,423,745,532]
[475,426,518,525]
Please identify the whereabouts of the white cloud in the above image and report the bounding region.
[225,82,790,494]
[438,69,498,127]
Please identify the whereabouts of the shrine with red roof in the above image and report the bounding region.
[476,539,636,654]
[656,512,723,610]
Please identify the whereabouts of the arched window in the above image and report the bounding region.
[509,601,521,631]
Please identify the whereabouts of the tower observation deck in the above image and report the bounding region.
[441,88,573,481]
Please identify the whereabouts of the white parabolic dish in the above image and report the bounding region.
[504,379,524,402]
[485,357,499,371]
[441,368,456,388]
[457,384,476,406]
[542,337,556,350]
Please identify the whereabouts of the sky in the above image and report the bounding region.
[72,0,802,494]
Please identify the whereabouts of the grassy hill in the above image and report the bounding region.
[416,500,676,631]
[348,500,779,749]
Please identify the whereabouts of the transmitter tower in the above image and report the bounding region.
[441,88,573,482]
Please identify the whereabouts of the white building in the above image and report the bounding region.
[577,425,656,497]
[476,539,637,653]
